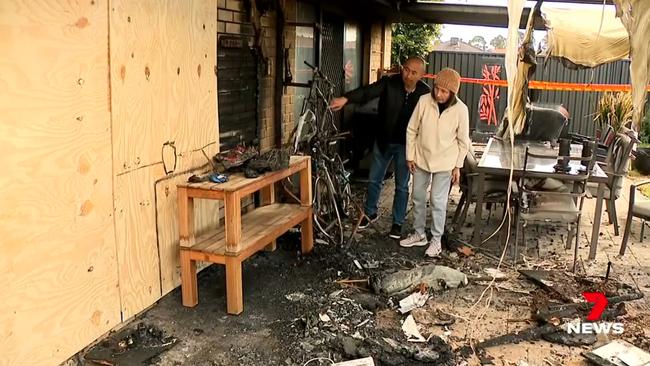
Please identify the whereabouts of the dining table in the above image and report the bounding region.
[472,137,609,260]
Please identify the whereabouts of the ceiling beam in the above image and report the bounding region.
[530,0,612,3]
[362,0,617,27]
[400,3,547,28]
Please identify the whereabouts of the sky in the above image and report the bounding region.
[439,24,546,48]
[436,1,616,49]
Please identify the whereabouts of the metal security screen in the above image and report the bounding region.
[217,35,258,150]
[320,14,344,99]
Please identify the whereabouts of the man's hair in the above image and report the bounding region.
[403,56,426,71]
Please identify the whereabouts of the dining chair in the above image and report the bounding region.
[452,147,512,232]
[513,147,595,272]
[586,132,635,236]
[619,181,650,256]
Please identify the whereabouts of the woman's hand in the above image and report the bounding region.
[451,167,461,185]
[407,160,417,174]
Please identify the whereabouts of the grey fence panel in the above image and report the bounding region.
[427,51,636,137]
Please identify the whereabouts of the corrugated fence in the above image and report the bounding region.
[427,51,634,137]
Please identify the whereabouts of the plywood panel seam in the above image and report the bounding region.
[115,141,217,177]
[107,0,124,324]
[116,161,164,177]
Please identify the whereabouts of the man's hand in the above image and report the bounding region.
[407,160,417,174]
[451,167,461,185]
[329,97,348,111]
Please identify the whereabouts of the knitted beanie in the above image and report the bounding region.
[435,68,461,94]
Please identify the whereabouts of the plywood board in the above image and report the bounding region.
[110,0,219,314]
[163,0,218,153]
[0,1,120,365]
[115,151,228,317]
[110,0,218,175]
[109,0,167,173]
[113,165,162,320]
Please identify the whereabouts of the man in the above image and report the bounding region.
[330,57,430,239]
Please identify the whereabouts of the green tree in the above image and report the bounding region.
[391,23,441,66]
[490,35,507,50]
[469,35,487,51]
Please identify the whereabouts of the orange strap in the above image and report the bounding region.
[423,73,650,92]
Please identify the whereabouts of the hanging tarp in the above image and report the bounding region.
[614,0,650,130]
[502,0,539,137]
[543,6,630,68]
[504,0,528,138]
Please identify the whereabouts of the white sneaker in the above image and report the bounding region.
[400,233,428,248]
[425,241,442,258]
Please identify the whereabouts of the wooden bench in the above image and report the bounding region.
[177,155,313,314]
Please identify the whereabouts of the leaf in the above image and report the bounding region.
[457,245,475,257]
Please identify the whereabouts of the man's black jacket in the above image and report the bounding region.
[343,74,430,151]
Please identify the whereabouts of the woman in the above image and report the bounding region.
[400,68,471,257]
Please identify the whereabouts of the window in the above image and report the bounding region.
[343,22,363,92]
[293,2,317,121]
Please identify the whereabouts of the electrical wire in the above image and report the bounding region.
[466,13,521,343]
[303,357,334,366]
[466,117,516,345]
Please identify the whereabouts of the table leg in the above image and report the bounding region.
[225,192,242,254]
[567,177,582,249]
[301,210,314,254]
[299,160,314,252]
[261,183,277,251]
[300,159,312,207]
[589,182,605,260]
[178,187,195,247]
[472,172,485,246]
[225,256,243,315]
[178,187,198,307]
[180,250,198,307]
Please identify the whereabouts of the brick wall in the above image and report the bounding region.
[258,11,278,151]
[368,22,382,84]
[217,0,280,152]
[383,24,392,70]
[368,21,392,83]
[282,0,297,146]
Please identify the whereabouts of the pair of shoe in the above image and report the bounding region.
[399,233,442,258]
[358,214,402,240]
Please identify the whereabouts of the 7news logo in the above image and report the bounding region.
[566,292,624,335]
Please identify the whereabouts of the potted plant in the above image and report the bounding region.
[593,92,634,143]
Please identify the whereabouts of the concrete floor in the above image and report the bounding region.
[65,169,650,366]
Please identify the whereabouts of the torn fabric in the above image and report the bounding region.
[505,0,528,138]
[543,6,630,68]
[506,1,540,136]
[614,0,650,130]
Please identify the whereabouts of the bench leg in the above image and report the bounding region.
[265,240,277,252]
[225,257,243,315]
[180,250,198,307]
[261,183,277,251]
[301,213,314,254]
